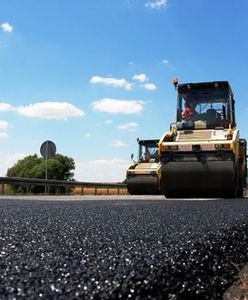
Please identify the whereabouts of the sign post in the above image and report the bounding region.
[40,140,56,194]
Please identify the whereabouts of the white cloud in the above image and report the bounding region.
[0,120,9,130]
[90,76,133,91]
[92,98,145,114]
[111,139,127,147]
[0,132,8,138]
[105,119,113,124]
[141,83,157,90]
[118,122,138,131]
[0,103,13,111]
[15,102,85,120]
[74,158,130,182]
[0,152,27,176]
[132,73,149,82]
[1,22,13,33]
[6,153,27,164]
[85,133,91,138]
[33,139,41,144]
[145,0,167,9]
[162,59,169,64]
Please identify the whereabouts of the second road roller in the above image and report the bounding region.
[158,80,247,198]
[126,139,161,195]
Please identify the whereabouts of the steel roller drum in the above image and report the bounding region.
[161,152,235,198]
[127,175,160,195]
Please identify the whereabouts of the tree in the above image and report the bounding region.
[8,154,75,194]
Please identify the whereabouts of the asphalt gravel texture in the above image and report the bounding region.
[0,198,248,300]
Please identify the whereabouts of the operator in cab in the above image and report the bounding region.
[181,105,195,119]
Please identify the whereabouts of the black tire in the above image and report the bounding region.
[232,161,243,198]
[237,165,244,198]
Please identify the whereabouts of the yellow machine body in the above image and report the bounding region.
[126,139,161,195]
[158,81,247,198]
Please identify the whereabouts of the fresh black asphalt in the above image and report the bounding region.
[0,198,248,299]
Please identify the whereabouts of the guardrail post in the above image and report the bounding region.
[1,183,4,195]
[94,187,97,195]
[117,188,120,195]
[81,187,84,195]
[107,188,109,195]
[66,187,69,195]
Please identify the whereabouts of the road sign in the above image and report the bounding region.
[40,140,56,159]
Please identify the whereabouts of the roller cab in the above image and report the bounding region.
[127,139,161,195]
[159,81,247,198]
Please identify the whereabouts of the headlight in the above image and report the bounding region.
[162,145,178,151]
[169,145,178,150]
[214,144,231,150]
[214,144,222,150]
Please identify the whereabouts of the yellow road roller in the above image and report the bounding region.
[158,80,247,198]
[126,139,161,195]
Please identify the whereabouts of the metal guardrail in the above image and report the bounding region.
[0,176,127,196]
[1,176,246,197]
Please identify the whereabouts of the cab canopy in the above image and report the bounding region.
[176,81,235,129]
[137,139,159,162]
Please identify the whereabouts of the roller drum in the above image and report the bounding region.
[127,175,160,195]
[160,151,236,198]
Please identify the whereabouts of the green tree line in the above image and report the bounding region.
[7,154,75,194]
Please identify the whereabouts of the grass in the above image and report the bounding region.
[71,186,128,196]
[0,184,128,196]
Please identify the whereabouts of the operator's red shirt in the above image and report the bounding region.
[182,107,193,118]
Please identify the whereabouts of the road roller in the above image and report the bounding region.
[158,80,247,198]
[126,139,161,195]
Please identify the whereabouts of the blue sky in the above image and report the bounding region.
[0,0,248,181]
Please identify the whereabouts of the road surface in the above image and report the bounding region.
[0,196,247,299]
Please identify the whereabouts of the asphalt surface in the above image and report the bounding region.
[0,197,248,299]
